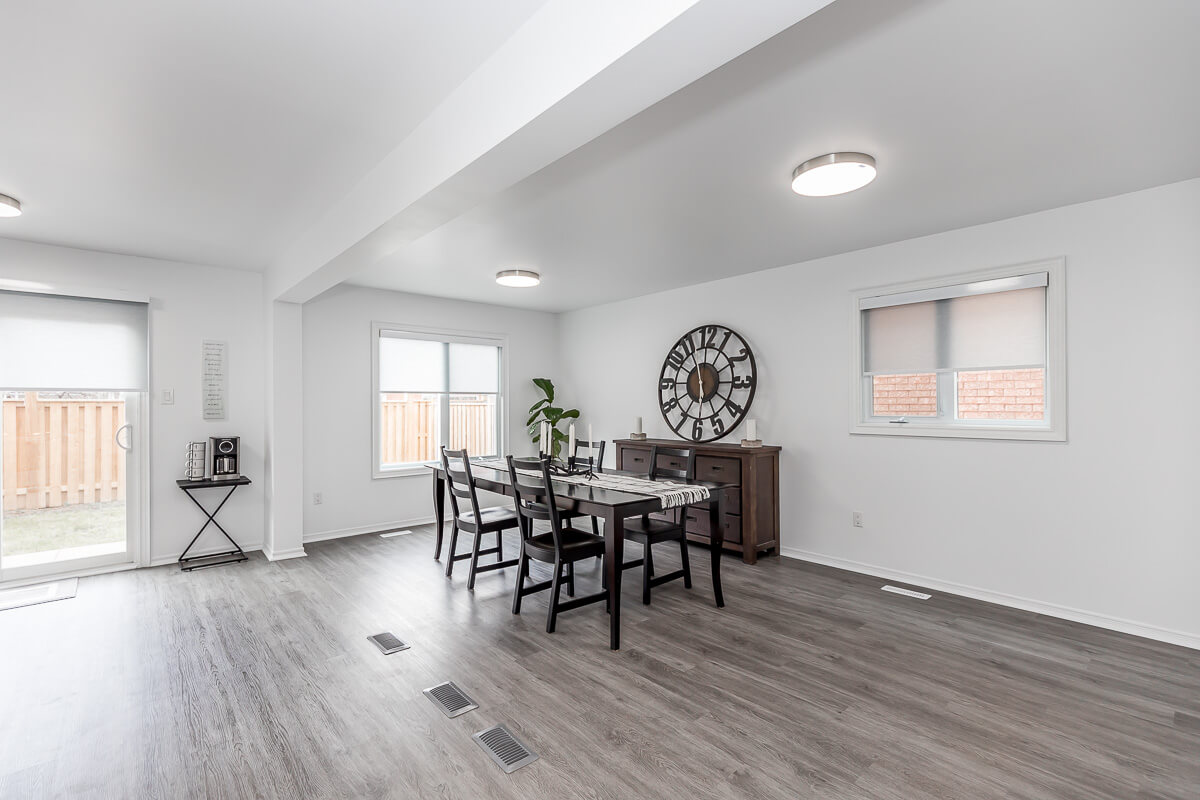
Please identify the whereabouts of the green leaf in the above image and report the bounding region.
[531,377,555,402]
[559,408,580,420]
[526,411,544,427]
[543,407,564,423]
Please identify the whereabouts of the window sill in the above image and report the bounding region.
[850,421,1065,442]
[373,464,435,479]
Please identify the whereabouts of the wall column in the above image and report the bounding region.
[263,300,306,560]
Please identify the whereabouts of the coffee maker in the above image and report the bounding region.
[208,436,240,479]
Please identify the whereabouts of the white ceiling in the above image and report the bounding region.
[2,0,1198,311]
[0,0,546,267]
[346,0,1200,311]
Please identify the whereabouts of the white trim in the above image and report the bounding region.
[849,257,1067,442]
[263,545,307,561]
[780,547,1200,652]
[304,515,435,544]
[371,321,509,479]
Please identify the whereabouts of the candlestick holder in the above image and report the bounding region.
[740,439,763,448]
[628,432,647,440]
[550,455,597,480]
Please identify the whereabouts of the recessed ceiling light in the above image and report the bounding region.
[791,152,876,197]
[496,269,540,288]
[0,193,21,218]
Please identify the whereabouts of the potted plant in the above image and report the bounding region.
[526,378,579,460]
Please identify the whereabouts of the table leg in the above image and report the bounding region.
[603,509,625,650]
[708,493,725,608]
[432,469,446,560]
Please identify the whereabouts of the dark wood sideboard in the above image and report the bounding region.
[614,438,780,564]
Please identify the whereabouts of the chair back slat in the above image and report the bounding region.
[649,445,696,481]
[572,438,605,474]
[441,447,484,528]
[506,455,567,554]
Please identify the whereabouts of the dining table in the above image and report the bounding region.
[429,460,734,650]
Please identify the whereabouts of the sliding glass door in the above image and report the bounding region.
[0,392,142,581]
[0,289,147,583]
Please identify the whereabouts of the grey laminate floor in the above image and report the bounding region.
[1,526,1196,799]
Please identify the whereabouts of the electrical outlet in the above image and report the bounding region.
[852,511,864,528]
[161,389,174,405]
[313,492,323,505]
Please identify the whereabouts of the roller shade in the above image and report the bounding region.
[448,343,498,393]
[379,337,445,393]
[862,274,1047,375]
[378,334,500,394]
[0,290,148,391]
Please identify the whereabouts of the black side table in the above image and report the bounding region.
[176,476,252,571]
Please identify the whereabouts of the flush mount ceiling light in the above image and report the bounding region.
[0,193,21,218]
[495,269,540,288]
[791,152,876,197]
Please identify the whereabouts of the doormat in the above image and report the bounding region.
[0,578,79,611]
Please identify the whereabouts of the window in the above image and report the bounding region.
[851,259,1065,440]
[372,325,504,475]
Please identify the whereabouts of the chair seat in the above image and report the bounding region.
[623,515,686,544]
[456,505,520,532]
[523,528,605,562]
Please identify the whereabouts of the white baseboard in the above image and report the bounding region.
[780,547,1200,652]
[304,515,436,545]
[148,544,263,568]
[263,545,307,561]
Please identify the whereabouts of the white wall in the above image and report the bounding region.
[0,237,267,564]
[302,284,559,539]
[557,178,1200,647]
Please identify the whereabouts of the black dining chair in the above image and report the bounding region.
[441,447,520,589]
[619,444,694,605]
[507,455,608,633]
[572,438,605,473]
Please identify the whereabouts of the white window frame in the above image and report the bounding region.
[849,257,1067,441]
[371,322,508,478]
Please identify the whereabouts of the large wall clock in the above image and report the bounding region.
[657,324,757,443]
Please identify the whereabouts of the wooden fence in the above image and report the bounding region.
[380,395,495,465]
[2,396,126,511]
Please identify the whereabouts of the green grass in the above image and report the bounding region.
[2,502,125,557]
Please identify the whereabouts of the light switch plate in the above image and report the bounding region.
[161,389,174,405]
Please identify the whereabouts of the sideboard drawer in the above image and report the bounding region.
[684,510,742,545]
[695,456,741,514]
[620,447,651,474]
[655,450,689,473]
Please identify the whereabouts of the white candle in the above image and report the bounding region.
[588,424,593,450]
[747,419,757,441]
[540,420,547,454]
[568,422,576,459]
[634,416,643,435]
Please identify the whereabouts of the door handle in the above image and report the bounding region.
[115,423,133,451]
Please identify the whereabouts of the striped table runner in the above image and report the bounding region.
[470,457,710,510]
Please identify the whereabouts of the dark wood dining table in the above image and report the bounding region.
[429,461,734,650]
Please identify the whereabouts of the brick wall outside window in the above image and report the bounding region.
[872,373,937,416]
[957,368,1045,420]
